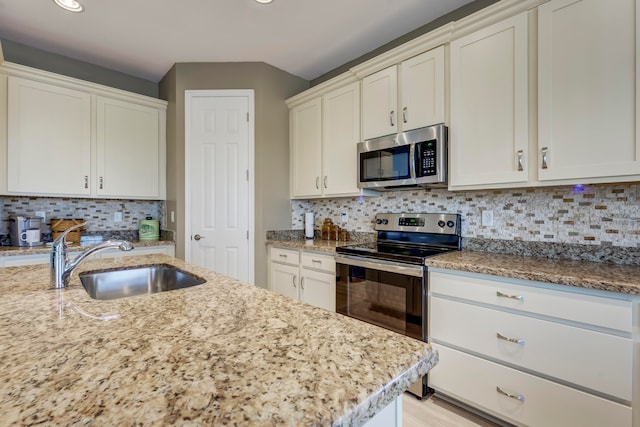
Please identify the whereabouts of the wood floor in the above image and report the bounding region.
[402,392,502,427]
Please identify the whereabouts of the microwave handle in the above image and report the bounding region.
[335,255,424,278]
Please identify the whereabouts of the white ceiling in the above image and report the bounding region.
[0,0,474,83]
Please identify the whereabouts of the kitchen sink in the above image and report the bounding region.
[79,264,206,300]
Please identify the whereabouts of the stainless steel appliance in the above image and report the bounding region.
[357,124,447,190]
[9,215,44,247]
[335,212,461,398]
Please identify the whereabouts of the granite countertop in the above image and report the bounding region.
[266,238,356,253]
[268,238,640,296]
[0,240,175,257]
[0,255,436,425]
[426,251,640,296]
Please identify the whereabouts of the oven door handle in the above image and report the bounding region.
[335,255,424,278]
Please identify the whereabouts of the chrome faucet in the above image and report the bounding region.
[50,222,134,288]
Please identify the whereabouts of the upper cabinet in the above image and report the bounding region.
[289,80,366,199]
[7,77,92,196]
[449,12,529,188]
[96,96,163,199]
[362,46,446,140]
[1,64,167,199]
[537,0,640,182]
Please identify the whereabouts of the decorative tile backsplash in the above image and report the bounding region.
[292,183,640,248]
[0,196,164,234]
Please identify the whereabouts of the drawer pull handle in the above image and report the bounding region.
[292,275,297,288]
[496,386,525,402]
[497,332,525,345]
[279,254,287,258]
[312,259,322,263]
[516,150,524,171]
[496,291,524,301]
[300,277,305,290]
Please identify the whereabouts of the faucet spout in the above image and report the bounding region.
[50,222,134,289]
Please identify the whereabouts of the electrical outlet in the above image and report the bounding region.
[114,211,123,223]
[171,211,175,223]
[341,212,348,224]
[481,210,494,227]
[35,211,46,222]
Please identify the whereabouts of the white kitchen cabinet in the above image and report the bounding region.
[362,66,398,139]
[7,76,92,196]
[428,269,637,426]
[289,81,364,199]
[537,0,640,182]
[1,64,167,200]
[96,97,164,199]
[268,246,336,311]
[448,12,529,188]
[362,46,445,140]
[290,98,322,197]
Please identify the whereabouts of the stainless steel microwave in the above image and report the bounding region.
[357,124,447,190]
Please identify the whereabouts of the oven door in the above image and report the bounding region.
[335,255,426,341]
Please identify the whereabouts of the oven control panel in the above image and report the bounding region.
[375,213,460,235]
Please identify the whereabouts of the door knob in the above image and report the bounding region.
[193,234,205,241]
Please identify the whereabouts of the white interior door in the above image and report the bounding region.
[185,90,254,284]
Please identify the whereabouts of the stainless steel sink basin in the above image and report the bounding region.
[79,264,206,300]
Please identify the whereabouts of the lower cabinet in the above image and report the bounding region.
[268,246,336,311]
[428,269,637,427]
[0,244,175,267]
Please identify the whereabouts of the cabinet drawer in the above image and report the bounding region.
[429,345,632,427]
[300,251,335,273]
[270,247,299,265]
[429,271,632,332]
[430,297,632,400]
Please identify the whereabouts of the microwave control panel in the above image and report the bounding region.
[415,140,437,177]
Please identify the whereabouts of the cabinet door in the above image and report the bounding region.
[538,0,640,181]
[270,262,299,301]
[7,77,91,196]
[362,66,398,140]
[300,268,335,311]
[290,98,322,198]
[322,82,361,196]
[449,13,529,187]
[96,97,162,198]
[400,46,445,131]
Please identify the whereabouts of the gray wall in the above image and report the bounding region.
[159,62,308,287]
[311,0,500,86]
[1,38,159,98]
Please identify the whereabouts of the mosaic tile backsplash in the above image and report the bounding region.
[291,184,640,248]
[0,196,164,238]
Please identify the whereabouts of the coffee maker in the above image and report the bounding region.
[9,216,44,247]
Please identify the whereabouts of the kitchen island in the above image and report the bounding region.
[0,255,436,425]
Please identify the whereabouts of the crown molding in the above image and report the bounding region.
[0,61,167,109]
[285,71,358,107]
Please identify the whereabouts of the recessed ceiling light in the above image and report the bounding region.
[53,0,84,13]
[255,0,273,4]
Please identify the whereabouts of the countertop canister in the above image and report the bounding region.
[139,218,160,241]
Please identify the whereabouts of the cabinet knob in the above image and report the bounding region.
[496,386,525,402]
[315,177,320,189]
[517,150,524,172]
[541,147,549,169]
[496,291,524,301]
[496,332,525,345]
[300,277,305,290]
[292,275,297,288]
[323,176,328,189]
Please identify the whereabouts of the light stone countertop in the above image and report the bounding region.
[268,238,640,295]
[425,251,640,296]
[0,254,436,426]
[0,240,175,257]
[266,238,355,253]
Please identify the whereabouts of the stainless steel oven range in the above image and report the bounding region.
[335,212,461,398]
